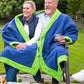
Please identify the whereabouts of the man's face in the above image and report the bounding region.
[45,0,58,15]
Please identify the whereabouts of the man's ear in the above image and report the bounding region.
[55,2,58,8]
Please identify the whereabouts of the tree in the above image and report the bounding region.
[0,0,84,20]
[58,0,68,14]
[0,0,28,20]
[80,0,84,17]
[33,0,44,10]
[0,0,44,20]
[66,0,81,19]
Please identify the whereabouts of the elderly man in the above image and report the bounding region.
[0,0,78,84]
[34,0,78,83]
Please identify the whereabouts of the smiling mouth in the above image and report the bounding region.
[24,13,28,15]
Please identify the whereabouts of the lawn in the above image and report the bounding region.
[0,25,5,74]
[0,24,84,76]
[69,30,84,75]
[0,25,4,28]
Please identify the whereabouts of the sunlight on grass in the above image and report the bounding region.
[0,33,4,53]
[0,29,5,74]
[0,63,5,74]
[0,25,4,28]
[69,31,84,75]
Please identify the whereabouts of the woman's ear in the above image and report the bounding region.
[33,8,35,13]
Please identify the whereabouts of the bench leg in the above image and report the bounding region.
[65,59,70,84]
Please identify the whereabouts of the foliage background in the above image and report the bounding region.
[0,0,84,20]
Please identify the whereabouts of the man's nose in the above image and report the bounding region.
[45,4,49,8]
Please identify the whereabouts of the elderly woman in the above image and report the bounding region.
[15,1,42,49]
[0,1,43,83]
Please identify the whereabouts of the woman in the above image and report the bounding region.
[15,1,42,50]
[0,1,43,83]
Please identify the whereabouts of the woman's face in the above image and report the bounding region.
[23,3,35,20]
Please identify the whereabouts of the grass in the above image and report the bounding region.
[0,24,84,76]
[0,63,5,74]
[0,25,4,53]
[72,80,81,83]
[0,25,4,29]
[69,30,84,75]
[0,25,5,74]
[0,34,4,51]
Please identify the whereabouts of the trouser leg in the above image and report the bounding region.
[52,78,59,84]
[52,62,65,84]
[33,70,41,82]
[4,64,19,82]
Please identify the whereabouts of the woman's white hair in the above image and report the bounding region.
[23,1,36,10]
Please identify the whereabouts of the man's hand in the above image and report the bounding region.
[55,36,67,45]
[14,43,28,50]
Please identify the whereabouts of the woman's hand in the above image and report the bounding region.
[14,43,28,50]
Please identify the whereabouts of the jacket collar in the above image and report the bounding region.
[21,15,34,24]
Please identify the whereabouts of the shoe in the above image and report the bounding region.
[37,78,44,84]
[71,70,84,82]
[0,77,7,84]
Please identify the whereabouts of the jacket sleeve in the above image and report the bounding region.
[63,16,78,44]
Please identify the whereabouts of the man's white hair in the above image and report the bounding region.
[54,0,59,2]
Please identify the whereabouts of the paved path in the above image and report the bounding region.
[0,74,83,84]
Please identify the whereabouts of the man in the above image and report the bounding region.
[34,0,78,83]
[0,0,78,84]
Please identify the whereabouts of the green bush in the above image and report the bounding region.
[0,0,28,20]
